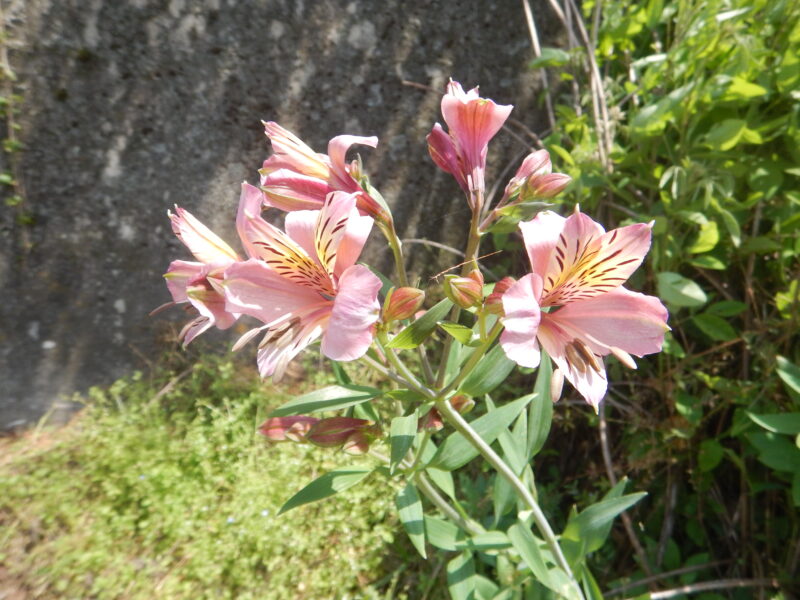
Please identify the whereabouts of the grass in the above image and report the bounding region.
[0,353,424,599]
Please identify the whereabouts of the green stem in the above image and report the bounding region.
[434,398,584,599]
[380,220,410,288]
[360,353,430,398]
[376,332,436,399]
[413,471,484,536]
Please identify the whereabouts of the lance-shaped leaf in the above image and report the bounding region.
[453,530,511,552]
[425,515,462,551]
[389,413,419,473]
[527,353,554,459]
[279,467,373,514]
[447,551,476,600]
[561,489,647,556]
[748,412,800,435]
[270,384,381,416]
[385,298,452,349]
[508,522,554,588]
[459,344,516,397]
[430,395,534,471]
[396,482,426,558]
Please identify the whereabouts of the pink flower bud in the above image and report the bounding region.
[259,416,319,442]
[503,150,552,199]
[449,394,475,414]
[305,417,371,448]
[526,173,572,199]
[485,276,517,315]
[419,408,444,431]
[444,273,483,309]
[383,287,426,323]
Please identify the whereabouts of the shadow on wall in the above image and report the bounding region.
[0,0,558,429]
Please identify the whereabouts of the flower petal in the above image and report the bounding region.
[314,191,358,276]
[223,259,329,326]
[519,210,567,280]
[334,211,373,277]
[499,273,543,369]
[262,121,330,180]
[546,287,669,357]
[321,265,381,361]
[427,123,468,192]
[542,211,652,305]
[327,134,378,190]
[536,317,608,410]
[164,260,203,303]
[169,206,239,264]
[260,169,331,211]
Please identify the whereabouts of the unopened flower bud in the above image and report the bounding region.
[342,423,382,455]
[444,273,483,309]
[259,416,319,442]
[419,408,444,431]
[449,394,475,414]
[383,287,426,322]
[503,150,552,199]
[526,173,572,199]
[305,417,371,447]
[485,276,517,315]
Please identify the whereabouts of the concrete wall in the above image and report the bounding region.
[0,0,558,429]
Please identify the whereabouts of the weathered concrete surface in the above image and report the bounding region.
[0,0,558,429]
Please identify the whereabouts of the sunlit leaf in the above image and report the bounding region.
[656,272,708,307]
[279,468,373,514]
[386,299,452,349]
[396,483,426,558]
[270,385,381,417]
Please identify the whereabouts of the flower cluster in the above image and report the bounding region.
[159,79,668,410]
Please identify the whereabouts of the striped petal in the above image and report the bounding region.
[314,192,358,277]
[169,206,239,264]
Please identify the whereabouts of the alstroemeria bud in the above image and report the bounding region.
[419,408,444,431]
[444,272,483,309]
[383,287,426,323]
[342,424,381,455]
[449,394,475,414]
[503,150,552,200]
[305,417,371,448]
[485,276,517,315]
[526,172,572,199]
[259,416,319,442]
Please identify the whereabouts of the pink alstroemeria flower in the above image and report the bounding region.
[223,184,382,379]
[500,208,669,409]
[427,80,513,209]
[259,121,388,223]
[162,207,241,345]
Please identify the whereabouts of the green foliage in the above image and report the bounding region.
[0,356,407,599]
[533,0,800,590]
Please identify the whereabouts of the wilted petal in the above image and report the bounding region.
[169,206,239,264]
[547,287,669,357]
[499,273,543,369]
[321,264,381,361]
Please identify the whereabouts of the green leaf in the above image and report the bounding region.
[425,515,462,550]
[687,221,719,254]
[386,299,453,349]
[447,551,476,600]
[396,483,427,558]
[689,255,726,270]
[740,236,781,254]
[777,356,800,396]
[691,313,737,341]
[439,321,475,345]
[705,119,746,151]
[747,432,800,473]
[630,83,693,137]
[508,523,554,587]
[707,301,747,317]
[698,439,725,472]
[656,272,708,307]
[270,384,381,417]
[529,47,571,69]
[430,395,534,471]
[562,492,647,554]
[527,353,554,459]
[716,206,742,247]
[454,530,511,551]
[279,467,373,514]
[459,344,516,397]
[720,77,768,102]
[748,412,800,435]
[390,414,418,472]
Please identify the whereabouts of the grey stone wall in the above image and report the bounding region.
[0,0,558,429]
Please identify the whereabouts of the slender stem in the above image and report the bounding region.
[409,429,432,471]
[440,320,503,397]
[360,353,428,396]
[414,471,485,536]
[376,333,436,398]
[380,220,410,288]
[435,398,584,599]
